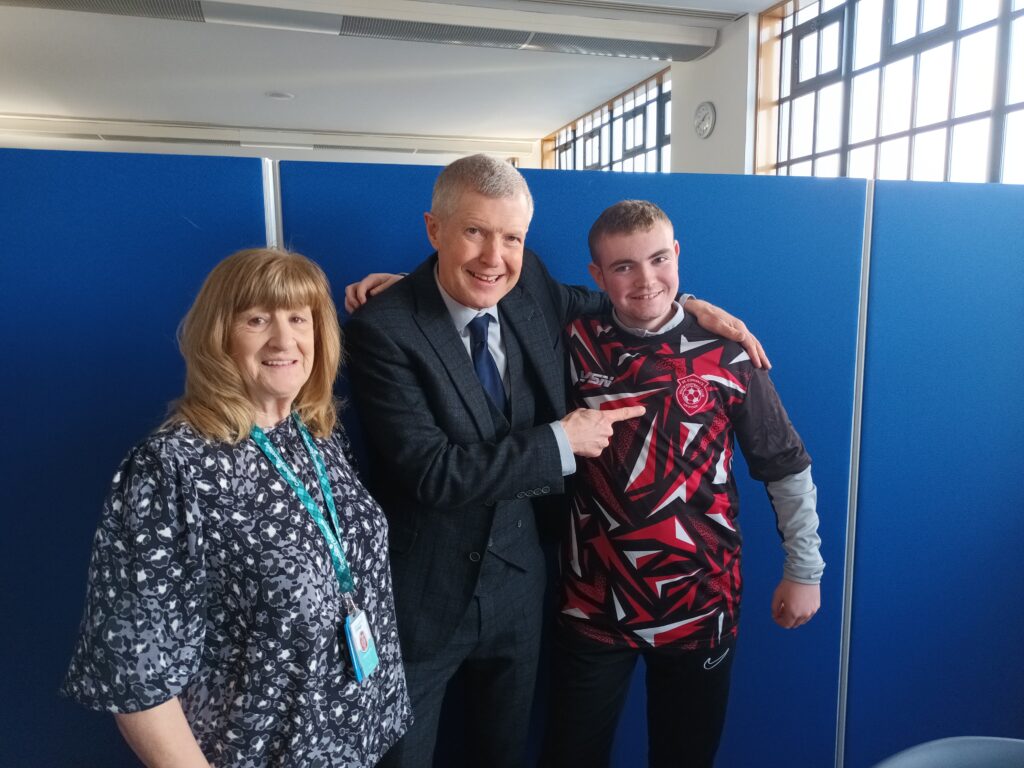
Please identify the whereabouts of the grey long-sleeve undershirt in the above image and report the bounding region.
[766,466,824,584]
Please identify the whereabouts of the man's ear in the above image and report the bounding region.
[424,211,440,250]
[674,240,681,257]
[588,261,606,291]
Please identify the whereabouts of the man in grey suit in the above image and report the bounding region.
[344,155,766,767]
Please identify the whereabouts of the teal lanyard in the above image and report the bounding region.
[250,414,355,596]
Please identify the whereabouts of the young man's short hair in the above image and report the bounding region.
[588,200,672,262]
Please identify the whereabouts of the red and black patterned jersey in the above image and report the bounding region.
[559,312,810,650]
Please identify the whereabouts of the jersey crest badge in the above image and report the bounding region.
[676,374,711,416]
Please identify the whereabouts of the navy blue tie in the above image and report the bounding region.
[468,314,507,414]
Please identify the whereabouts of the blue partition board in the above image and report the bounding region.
[281,162,866,768]
[0,149,266,767]
[845,181,1024,768]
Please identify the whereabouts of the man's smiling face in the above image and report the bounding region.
[589,220,680,332]
[426,190,530,309]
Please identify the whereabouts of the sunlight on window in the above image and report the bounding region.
[757,0,1018,182]
[800,31,820,82]
[954,27,998,117]
[949,118,991,182]
[547,71,670,173]
[893,0,918,44]
[854,0,884,69]
[815,153,841,176]
[792,93,816,158]
[921,0,947,33]
[850,70,881,142]
[1009,18,1024,105]
[1003,111,1024,183]
[821,22,841,75]
[878,136,910,179]
[781,34,793,98]
[911,128,947,180]
[797,1,820,25]
[960,0,999,30]
[817,83,844,152]
[779,101,791,161]
[848,144,877,177]
[915,43,953,127]
[881,57,914,135]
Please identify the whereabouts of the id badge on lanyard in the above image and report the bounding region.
[251,414,379,683]
[344,596,380,683]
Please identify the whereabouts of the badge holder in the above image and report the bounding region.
[343,594,379,683]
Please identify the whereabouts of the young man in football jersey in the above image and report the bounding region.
[541,200,824,768]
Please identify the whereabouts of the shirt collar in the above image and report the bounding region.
[434,265,500,334]
[612,301,686,338]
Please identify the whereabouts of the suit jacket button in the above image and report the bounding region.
[469,551,481,562]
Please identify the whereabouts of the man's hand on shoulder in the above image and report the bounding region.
[683,298,771,370]
[561,406,645,458]
[344,273,405,314]
[771,579,820,629]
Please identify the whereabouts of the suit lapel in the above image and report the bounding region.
[499,283,562,416]
[410,259,495,438]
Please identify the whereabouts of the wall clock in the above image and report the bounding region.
[694,101,716,139]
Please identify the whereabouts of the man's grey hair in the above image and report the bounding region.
[431,154,534,221]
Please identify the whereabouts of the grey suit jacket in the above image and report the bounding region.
[344,249,605,660]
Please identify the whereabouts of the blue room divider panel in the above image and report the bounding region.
[281,162,866,768]
[0,149,266,767]
[845,181,1024,768]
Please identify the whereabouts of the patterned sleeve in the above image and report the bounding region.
[61,436,207,713]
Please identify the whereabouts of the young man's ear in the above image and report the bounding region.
[588,261,606,291]
[674,240,680,257]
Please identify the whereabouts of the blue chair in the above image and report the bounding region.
[872,736,1024,768]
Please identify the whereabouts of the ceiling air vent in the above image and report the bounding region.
[525,31,707,59]
[518,0,743,23]
[0,0,717,61]
[0,0,205,22]
[337,14,710,60]
[340,16,532,50]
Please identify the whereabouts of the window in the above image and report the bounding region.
[757,0,1024,182]
[543,70,672,173]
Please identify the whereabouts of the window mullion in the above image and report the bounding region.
[838,1,856,176]
[989,0,1014,181]
[908,49,921,178]
[881,0,896,59]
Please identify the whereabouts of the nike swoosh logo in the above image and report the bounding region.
[703,648,730,670]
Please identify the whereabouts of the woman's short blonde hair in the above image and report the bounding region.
[171,247,342,443]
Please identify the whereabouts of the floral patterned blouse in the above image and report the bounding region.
[62,416,411,767]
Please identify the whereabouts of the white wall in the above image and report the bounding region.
[670,15,758,175]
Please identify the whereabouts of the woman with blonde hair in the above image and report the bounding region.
[63,248,410,767]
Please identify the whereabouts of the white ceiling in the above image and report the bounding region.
[0,1,769,160]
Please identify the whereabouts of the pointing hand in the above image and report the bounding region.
[561,406,645,458]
